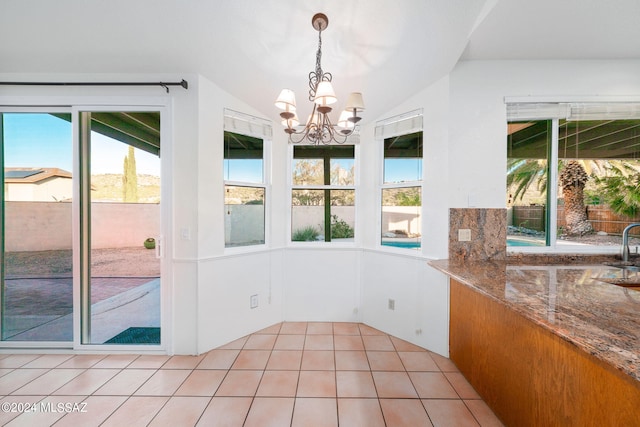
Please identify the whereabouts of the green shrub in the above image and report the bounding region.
[331,215,354,239]
[292,226,320,241]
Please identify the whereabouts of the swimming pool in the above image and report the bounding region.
[507,238,545,247]
[382,241,421,249]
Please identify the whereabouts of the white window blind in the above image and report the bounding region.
[375,109,423,139]
[507,102,640,121]
[223,108,272,140]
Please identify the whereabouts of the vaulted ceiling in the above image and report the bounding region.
[2,0,640,125]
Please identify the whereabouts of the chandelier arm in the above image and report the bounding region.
[278,13,363,145]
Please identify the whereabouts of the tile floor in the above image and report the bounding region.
[0,322,504,426]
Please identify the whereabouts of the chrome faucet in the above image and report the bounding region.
[621,223,640,262]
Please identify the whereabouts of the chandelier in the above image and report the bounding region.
[275,13,365,144]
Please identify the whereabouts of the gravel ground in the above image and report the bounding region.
[5,247,160,278]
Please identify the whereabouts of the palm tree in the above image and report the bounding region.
[507,158,547,202]
[559,160,593,236]
[508,158,597,236]
[594,162,640,218]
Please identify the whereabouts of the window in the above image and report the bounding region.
[381,132,423,249]
[224,131,265,247]
[291,145,355,242]
[376,110,424,251]
[507,102,640,251]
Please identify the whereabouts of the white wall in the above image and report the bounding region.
[448,59,640,209]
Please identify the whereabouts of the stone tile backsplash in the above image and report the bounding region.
[449,208,507,262]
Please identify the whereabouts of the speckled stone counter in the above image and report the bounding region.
[429,259,640,383]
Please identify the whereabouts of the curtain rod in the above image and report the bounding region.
[0,79,188,93]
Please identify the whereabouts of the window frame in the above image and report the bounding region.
[223,110,271,252]
[287,142,359,247]
[376,110,424,253]
[506,99,640,255]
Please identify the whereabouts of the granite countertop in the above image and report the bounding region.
[429,259,640,383]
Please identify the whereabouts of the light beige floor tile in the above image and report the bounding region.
[301,350,334,370]
[175,370,226,396]
[292,397,337,427]
[255,323,282,335]
[148,396,209,427]
[445,371,481,399]
[0,355,41,369]
[231,350,270,370]
[215,370,263,396]
[430,351,459,372]
[334,335,365,351]
[256,371,299,397]
[273,334,305,350]
[0,395,43,425]
[306,322,333,335]
[161,355,205,370]
[336,371,377,398]
[57,355,107,369]
[134,369,191,396]
[21,355,73,369]
[5,395,85,427]
[245,397,295,427]
[362,335,395,351]
[92,354,138,369]
[338,398,385,427]
[127,355,171,369]
[398,351,440,371]
[422,399,480,427]
[358,324,386,336]
[101,396,168,427]
[335,351,370,371]
[196,349,240,370]
[372,371,419,398]
[379,398,433,426]
[366,351,405,371]
[332,322,360,335]
[217,336,249,349]
[296,371,336,397]
[409,371,459,398]
[53,369,119,395]
[279,322,307,335]
[196,397,252,426]
[304,335,334,350]
[12,369,85,395]
[0,369,49,395]
[53,395,127,427]
[0,368,14,378]
[243,334,277,350]
[266,350,302,370]
[94,369,156,395]
[464,399,505,427]
[390,336,428,351]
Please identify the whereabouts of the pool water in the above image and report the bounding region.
[382,241,421,249]
[507,238,544,247]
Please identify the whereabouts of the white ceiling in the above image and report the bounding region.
[1,0,639,124]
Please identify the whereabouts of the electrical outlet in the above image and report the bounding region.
[250,294,258,309]
[388,299,395,310]
[458,229,471,242]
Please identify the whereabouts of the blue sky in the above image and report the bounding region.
[3,113,161,176]
[4,113,422,182]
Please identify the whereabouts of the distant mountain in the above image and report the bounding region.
[91,174,160,203]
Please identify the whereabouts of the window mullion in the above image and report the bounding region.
[548,118,559,247]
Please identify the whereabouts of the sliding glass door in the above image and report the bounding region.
[1,112,74,342]
[79,111,162,345]
[0,107,164,348]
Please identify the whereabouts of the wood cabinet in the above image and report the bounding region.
[450,278,640,426]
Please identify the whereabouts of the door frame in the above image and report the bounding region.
[0,96,173,353]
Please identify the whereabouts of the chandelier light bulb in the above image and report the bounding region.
[275,13,364,144]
